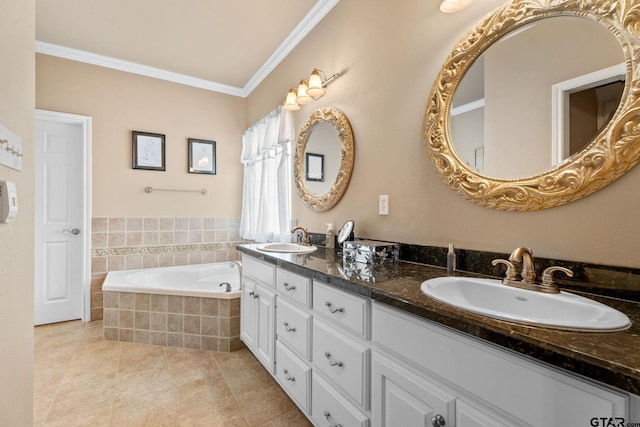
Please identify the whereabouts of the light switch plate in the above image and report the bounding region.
[379,195,389,215]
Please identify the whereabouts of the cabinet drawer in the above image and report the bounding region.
[312,372,369,427]
[276,298,311,360]
[312,318,370,408]
[276,268,311,308]
[242,254,275,287]
[313,280,370,338]
[276,340,311,414]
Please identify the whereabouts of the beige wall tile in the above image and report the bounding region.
[108,232,125,246]
[135,293,150,311]
[202,336,219,351]
[104,292,119,309]
[108,217,126,232]
[92,232,108,248]
[201,316,218,336]
[159,231,174,245]
[202,299,219,316]
[119,293,135,310]
[142,254,159,269]
[125,231,142,246]
[167,296,184,313]
[119,310,134,329]
[126,218,143,231]
[159,218,174,231]
[184,335,201,350]
[143,218,159,231]
[92,256,107,274]
[150,295,167,312]
[184,316,201,335]
[143,231,159,246]
[189,218,203,230]
[92,217,108,232]
[167,314,184,333]
[175,218,189,230]
[184,297,201,315]
[125,255,143,270]
[149,312,167,332]
[167,333,184,348]
[135,311,150,330]
[158,253,174,267]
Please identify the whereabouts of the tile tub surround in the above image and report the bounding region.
[103,291,243,351]
[91,217,243,321]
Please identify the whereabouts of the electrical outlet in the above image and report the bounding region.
[379,195,389,215]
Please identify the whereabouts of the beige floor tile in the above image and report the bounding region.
[234,382,296,426]
[257,408,314,427]
[111,388,176,425]
[34,320,311,427]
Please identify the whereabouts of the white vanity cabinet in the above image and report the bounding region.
[240,255,276,374]
[240,252,636,427]
[372,302,630,427]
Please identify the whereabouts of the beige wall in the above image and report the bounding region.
[0,0,35,424]
[246,0,640,269]
[36,55,245,218]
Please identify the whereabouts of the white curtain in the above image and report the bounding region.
[239,106,294,243]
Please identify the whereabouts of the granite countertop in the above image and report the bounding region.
[238,244,640,395]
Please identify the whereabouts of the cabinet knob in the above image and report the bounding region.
[325,301,344,314]
[323,411,343,427]
[283,282,296,291]
[248,291,259,299]
[431,414,446,427]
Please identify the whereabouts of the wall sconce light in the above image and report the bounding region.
[283,68,340,111]
[284,88,300,111]
[440,0,472,13]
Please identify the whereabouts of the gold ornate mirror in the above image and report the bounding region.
[295,107,355,212]
[424,0,640,211]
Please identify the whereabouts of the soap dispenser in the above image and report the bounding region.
[326,223,335,249]
[447,243,456,274]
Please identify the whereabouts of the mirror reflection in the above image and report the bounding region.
[294,107,355,212]
[304,121,341,196]
[450,16,625,180]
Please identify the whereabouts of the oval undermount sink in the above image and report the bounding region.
[421,277,631,332]
[257,243,318,254]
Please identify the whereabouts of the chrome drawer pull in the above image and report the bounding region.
[324,301,344,314]
[323,411,343,427]
[283,369,295,382]
[324,351,344,367]
[283,282,296,291]
[283,322,296,333]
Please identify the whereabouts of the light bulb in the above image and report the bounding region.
[307,69,326,98]
[440,0,472,13]
[283,88,300,111]
[296,80,312,105]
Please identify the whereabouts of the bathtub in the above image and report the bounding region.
[102,262,243,351]
[102,262,241,298]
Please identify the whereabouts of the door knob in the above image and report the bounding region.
[63,228,80,235]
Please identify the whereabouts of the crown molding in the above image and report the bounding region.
[241,0,340,96]
[35,0,340,98]
[35,41,245,97]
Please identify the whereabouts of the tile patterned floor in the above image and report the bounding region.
[34,320,312,426]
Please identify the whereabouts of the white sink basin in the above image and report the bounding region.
[257,243,318,254]
[421,277,631,332]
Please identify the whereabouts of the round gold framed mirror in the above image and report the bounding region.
[294,107,355,212]
[424,0,640,211]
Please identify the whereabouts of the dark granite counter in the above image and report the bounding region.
[238,244,640,395]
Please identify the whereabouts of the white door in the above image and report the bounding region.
[34,111,91,325]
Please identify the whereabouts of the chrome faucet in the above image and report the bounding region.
[229,260,242,290]
[492,247,573,294]
[291,226,310,246]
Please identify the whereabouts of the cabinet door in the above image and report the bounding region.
[372,352,455,427]
[240,278,276,374]
[254,283,276,374]
[240,278,258,351]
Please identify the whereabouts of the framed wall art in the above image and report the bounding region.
[188,138,216,175]
[132,131,165,171]
[305,152,324,182]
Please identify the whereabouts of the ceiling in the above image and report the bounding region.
[35,0,338,97]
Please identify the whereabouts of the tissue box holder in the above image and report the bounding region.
[342,240,399,265]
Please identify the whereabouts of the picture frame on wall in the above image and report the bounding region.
[305,152,324,182]
[132,131,165,171]
[188,138,216,175]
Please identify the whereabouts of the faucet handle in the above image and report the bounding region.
[540,266,573,293]
[492,259,518,282]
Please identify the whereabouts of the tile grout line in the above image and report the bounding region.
[210,349,253,427]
